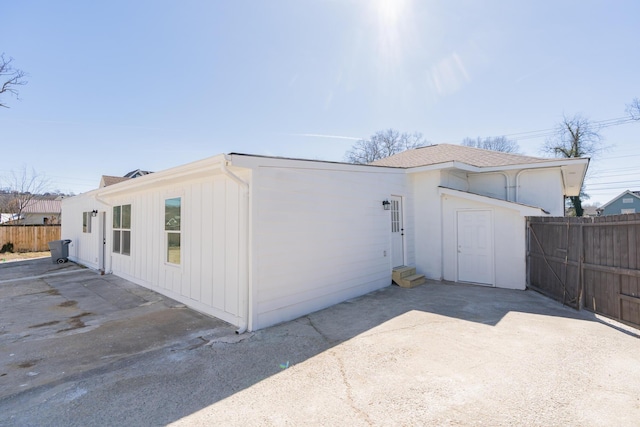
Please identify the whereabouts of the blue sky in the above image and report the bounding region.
[1,0,639,205]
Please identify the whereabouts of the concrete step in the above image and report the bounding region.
[398,274,426,288]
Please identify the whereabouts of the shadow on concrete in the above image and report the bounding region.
[1,259,635,426]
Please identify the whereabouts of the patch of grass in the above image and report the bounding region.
[58,300,78,308]
[29,320,61,328]
[57,312,92,333]
[0,251,50,263]
[16,360,39,369]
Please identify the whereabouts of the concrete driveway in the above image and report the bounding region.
[1,258,639,426]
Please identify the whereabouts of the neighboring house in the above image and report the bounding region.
[61,144,588,331]
[0,196,62,225]
[99,169,153,188]
[596,190,640,216]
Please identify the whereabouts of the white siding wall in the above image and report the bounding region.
[441,194,527,290]
[64,172,247,327]
[410,170,443,281]
[468,173,508,200]
[252,165,410,329]
[517,169,565,215]
[61,194,108,270]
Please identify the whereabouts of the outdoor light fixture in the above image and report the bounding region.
[382,200,391,210]
[91,210,98,217]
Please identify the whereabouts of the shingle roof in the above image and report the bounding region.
[101,175,131,187]
[0,196,61,213]
[370,143,561,168]
[21,199,61,213]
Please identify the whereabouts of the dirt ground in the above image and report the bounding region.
[0,251,50,263]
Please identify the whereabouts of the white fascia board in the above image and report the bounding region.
[406,157,589,174]
[405,161,462,173]
[438,187,548,216]
[229,153,405,174]
[96,154,229,199]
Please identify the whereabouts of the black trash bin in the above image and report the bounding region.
[48,239,72,264]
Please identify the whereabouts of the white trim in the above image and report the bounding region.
[438,187,548,216]
[406,157,589,174]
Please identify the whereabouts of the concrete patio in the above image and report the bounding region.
[1,258,639,426]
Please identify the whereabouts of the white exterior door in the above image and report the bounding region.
[98,212,106,273]
[391,196,404,267]
[457,210,493,285]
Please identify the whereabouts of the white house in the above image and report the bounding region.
[0,196,62,225]
[61,144,588,331]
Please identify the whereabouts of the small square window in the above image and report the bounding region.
[82,212,92,233]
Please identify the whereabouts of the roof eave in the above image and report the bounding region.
[438,186,548,216]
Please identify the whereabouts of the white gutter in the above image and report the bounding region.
[96,154,228,198]
[406,157,590,175]
[221,156,251,334]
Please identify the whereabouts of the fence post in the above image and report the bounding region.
[525,217,530,288]
[577,222,584,310]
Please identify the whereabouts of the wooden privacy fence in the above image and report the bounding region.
[527,214,640,329]
[0,225,61,252]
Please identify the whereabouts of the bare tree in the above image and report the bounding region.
[0,53,28,108]
[626,97,640,120]
[345,129,427,164]
[543,114,603,217]
[0,167,50,224]
[461,136,520,153]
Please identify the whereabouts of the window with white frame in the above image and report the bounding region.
[623,198,634,204]
[165,198,181,265]
[113,204,131,255]
[621,208,636,214]
[82,212,92,233]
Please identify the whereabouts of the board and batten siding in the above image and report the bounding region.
[62,195,108,270]
[252,165,411,329]
[65,171,247,327]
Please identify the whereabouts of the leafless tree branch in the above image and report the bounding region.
[626,97,640,121]
[0,166,50,224]
[344,129,428,164]
[461,136,520,153]
[0,53,28,108]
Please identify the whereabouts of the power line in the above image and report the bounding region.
[474,116,639,144]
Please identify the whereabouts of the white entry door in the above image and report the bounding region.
[98,212,106,273]
[391,196,404,267]
[457,210,493,285]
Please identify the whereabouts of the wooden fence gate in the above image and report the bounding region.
[527,214,640,329]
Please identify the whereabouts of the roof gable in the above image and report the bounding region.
[597,190,640,211]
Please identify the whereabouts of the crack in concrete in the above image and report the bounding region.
[305,316,333,344]
[332,349,373,425]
